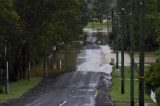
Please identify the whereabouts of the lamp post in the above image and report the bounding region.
[139,0,145,106]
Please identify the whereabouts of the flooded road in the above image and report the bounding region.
[23,44,113,106]
[6,28,157,106]
[5,30,114,106]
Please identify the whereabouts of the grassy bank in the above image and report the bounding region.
[110,67,156,106]
[0,77,41,104]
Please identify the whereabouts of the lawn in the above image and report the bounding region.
[85,22,110,29]
[0,77,41,104]
[110,67,157,106]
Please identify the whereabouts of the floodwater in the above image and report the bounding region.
[76,45,113,74]
[21,28,114,106]
[83,28,157,66]
[11,28,157,106]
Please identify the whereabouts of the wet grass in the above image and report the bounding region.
[110,67,157,106]
[0,77,41,104]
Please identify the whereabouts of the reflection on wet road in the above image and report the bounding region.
[26,71,101,106]
[25,31,113,106]
[25,44,113,106]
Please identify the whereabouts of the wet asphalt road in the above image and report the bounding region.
[4,33,113,106]
[23,44,113,106]
[25,71,101,106]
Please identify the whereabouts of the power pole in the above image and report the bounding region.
[121,8,125,94]
[5,40,9,94]
[115,14,120,90]
[139,0,145,106]
[116,16,119,72]
[155,0,158,12]
[107,10,110,35]
[28,62,31,81]
[112,9,116,53]
[92,0,95,36]
[115,6,119,71]
[130,0,135,105]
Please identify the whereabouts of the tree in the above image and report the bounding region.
[0,0,89,80]
[145,63,160,91]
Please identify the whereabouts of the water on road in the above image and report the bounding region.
[23,45,113,106]
[21,29,157,106]
[22,31,114,106]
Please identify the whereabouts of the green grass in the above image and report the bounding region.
[110,67,157,106]
[85,22,110,29]
[0,77,41,104]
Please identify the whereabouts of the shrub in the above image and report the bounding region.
[145,63,160,91]
[155,87,160,106]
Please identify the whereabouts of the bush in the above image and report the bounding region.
[145,63,160,91]
[155,87,160,106]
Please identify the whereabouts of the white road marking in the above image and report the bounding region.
[59,101,68,106]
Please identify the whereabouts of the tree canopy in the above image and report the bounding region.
[0,0,89,81]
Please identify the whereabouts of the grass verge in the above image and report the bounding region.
[0,77,41,104]
[85,22,109,29]
[110,67,157,106]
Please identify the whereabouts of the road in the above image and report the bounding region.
[5,32,114,106]
[25,71,112,106]
[24,44,113,106]
[23,43,113,106]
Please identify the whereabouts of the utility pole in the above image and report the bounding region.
[107,10,110,35]
[112,9,116,53]
[28,62,31,81]
[115,0,119,75]
[130,0,135,105]
[139,0,145,106]
[115,14,120,90]
[5,40,9,94]
[121,8,125,94]
[155,0,158,12]
[92,0,95,32]
[116,16,119,71]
